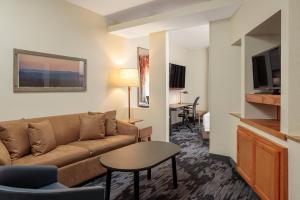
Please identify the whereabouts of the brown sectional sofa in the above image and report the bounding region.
[0,113,138,187]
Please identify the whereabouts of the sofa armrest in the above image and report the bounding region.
[0,141,11,166]
[0,166,58,189]
[116,120,138,138]
[0,185,104,200]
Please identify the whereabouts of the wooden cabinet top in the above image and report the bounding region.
[246,94,281,106]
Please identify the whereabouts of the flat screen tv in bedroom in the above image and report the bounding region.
[252,46,281,94]
[169,63,186,89]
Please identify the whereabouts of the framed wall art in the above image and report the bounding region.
[13,49,87,92]
[137,47,149,107]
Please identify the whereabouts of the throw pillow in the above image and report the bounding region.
[79,114,105,141]
[28,120,57,156]
[0,121,30,160]
[104,111,117,136]
[88,111,117,136]
[0,140,12,165]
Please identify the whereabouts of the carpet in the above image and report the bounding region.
[84,125,259,200]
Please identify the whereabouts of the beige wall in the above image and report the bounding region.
[243,35,280,119]
[169,43,209,124]
[0,0,130,121]
[285,0,300,136]
[209,19,241,160]
[0,1,170,142]
[231,0,283,43]
[148,31,170,142]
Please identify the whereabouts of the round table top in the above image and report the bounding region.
[99,141,180,171]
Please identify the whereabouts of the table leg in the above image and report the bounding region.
[147,168,151,180]
[134,171,140,200]
[105,169,112,200]
[172,156,178,189]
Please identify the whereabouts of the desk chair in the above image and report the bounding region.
[178,96,200,131]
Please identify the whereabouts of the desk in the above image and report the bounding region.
[169,103,193,134]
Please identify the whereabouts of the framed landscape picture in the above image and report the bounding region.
[13,49,87,92]
[137,47,149,107]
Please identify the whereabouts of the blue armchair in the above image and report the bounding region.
[0,165,104,200]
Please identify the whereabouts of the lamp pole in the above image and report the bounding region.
[128,86,131,119]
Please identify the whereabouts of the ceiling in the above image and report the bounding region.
[65,0,154,16]
[248,11,281,36]
[169,24,210,50]
[66,0,242,41]
[105,0,210,25]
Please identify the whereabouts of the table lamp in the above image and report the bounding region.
[179,90,188,104]
[117,68,139,119]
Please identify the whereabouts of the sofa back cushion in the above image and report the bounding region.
[0,140,12,165]
[79,114,105,141]
[24,114,81,145]
[28,120,57,156]
[89,111,117,136]
[0,121,30,160]
[104,111,117,136]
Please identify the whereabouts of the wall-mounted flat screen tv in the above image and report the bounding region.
[169,63,186,89]
[252,46,281,93]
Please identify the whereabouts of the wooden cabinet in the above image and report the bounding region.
[254,139,280,200]
[237,126,288,200]
[237,128,255,186]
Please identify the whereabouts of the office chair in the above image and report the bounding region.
[178,96,200,131]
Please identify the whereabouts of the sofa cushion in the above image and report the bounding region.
[79,115,105,141]
[104,111,117,136]
[12,145,89,168]
[106,119,117,136]
[48,114,81,145]
[0,121,30,160]
[0,140,11,165]
[89,111,117,136]
[69,135,136,156]
[25,114,81,146]
[28,120,57,156]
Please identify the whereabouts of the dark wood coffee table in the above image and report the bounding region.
[99,141,180,200]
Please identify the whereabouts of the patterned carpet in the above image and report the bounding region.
[84,125,259,200]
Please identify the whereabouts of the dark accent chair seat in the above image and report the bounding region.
[0,166,104,200]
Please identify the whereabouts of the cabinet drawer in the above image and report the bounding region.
[262,95,281,106]
[246,94,263,104]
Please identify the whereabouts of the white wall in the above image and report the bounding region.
[209,19,241,161]
[168,43,209,124]
[0,0,130,121]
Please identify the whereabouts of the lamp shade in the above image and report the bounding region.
[117,68,139,87]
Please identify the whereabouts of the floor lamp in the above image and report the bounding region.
[118,68,139,119]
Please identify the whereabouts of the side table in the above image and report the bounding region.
[138,126,152,142]
[120,118,143,125]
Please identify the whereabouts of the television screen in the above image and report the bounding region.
[169,63,186,89]
[252,46,281,91]
[252,55,269,89]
